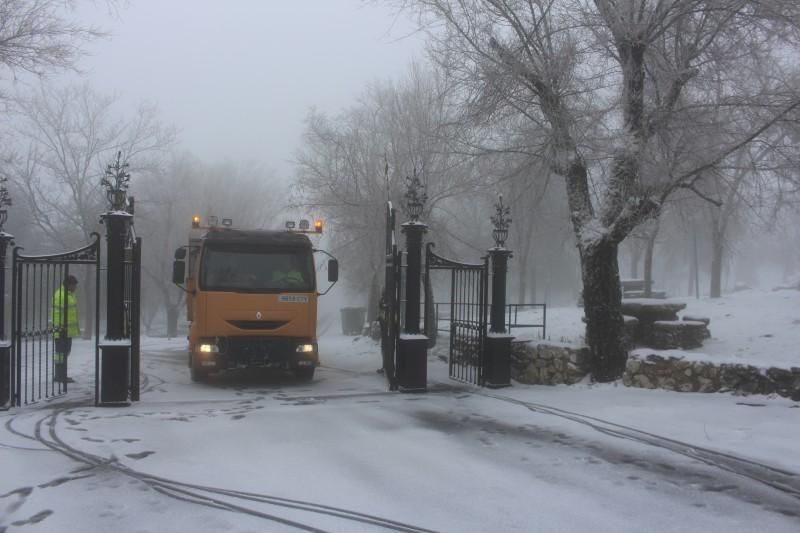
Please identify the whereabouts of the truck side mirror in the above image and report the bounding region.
[328,259,339,283]
[172,260,186,285]
[174,247,187,260]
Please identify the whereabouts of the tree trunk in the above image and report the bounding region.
[166,304,179,339]
[367,270,380,323]
[517,229,534,303]
[629,240,642,278]
[519,269,528,304]
[643,220,660,298]
[581,240,627,382]
[688,236,697,297]
[710,228,724,298]
[692,230,700,299]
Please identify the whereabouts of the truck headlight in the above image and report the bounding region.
[199,343,218,353]
[296,344,314,353]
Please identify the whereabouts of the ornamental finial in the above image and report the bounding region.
[401,167,427,222]
[491,193,511,247]
[0,177,12,232]
[101,151,131,211]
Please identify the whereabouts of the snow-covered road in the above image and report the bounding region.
[1,335,799,532]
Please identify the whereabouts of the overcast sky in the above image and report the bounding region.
[71,0,424,176]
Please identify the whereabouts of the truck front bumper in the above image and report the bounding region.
[196,337,318,370]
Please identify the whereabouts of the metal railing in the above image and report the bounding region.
[431,302,546,338]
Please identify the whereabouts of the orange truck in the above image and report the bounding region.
[172,217,338,382]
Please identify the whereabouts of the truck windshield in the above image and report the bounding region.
[200,245,314,292]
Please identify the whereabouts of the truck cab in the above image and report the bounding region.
[173,219,337,382]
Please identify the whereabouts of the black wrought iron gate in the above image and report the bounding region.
[380,184,512,391]
[11,235,101,406]
[381,202,401,390]
[425,244,488,385]
[124,231,142,401]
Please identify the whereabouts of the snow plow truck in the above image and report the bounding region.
[172,216,338,382]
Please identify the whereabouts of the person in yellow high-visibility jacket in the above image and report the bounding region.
[53,275,80,383]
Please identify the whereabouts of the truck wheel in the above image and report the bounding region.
[296,367,315,381]
[190,357,208,382]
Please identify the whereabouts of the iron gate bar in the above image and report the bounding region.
[127,236,142,401]
[11,234,100,407]
[425,243,488,386]
[432,302,546,338]
[381,202,399,390]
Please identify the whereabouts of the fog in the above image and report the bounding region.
[1,0,798,339]
[69,0,424,175]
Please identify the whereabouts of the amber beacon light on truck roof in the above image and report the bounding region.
[284,219,323,234]
[190,215,323,233]
[191,215,235,229]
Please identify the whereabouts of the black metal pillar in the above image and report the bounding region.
[396,171,429,392]
[484,196,513,388]
[98,211,132,406]
[397,221,428,391]
[0,232,12,408]
[489,249,511,333]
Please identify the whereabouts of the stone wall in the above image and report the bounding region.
[511,341,590,385]
[624,353,800,401]
[511,340,800,401]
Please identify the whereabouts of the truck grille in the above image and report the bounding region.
[227,320,288,330]
[219,337,295,367]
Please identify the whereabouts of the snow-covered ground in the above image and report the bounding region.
[515,288,800,368]
[1,293,799,532]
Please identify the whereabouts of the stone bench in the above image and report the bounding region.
[620,300,713,349]
[621,300,686,323]
[621,279,651,292]
[650,320,709,350]
[623,290,667,299]
[683,315,711,338]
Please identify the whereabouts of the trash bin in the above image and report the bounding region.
[340,307,366,336]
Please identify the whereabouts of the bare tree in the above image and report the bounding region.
[294,63,482,300]
[6,82,175,336]
[395,0,800,380]
[134,152,287,336]
[0,0,105,82]
[8,83,174,246]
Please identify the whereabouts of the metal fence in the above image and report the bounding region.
[432,302,546,338]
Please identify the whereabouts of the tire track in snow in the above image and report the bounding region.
[11,405,440,533]
[472,387,800,502]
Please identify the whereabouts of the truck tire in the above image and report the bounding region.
[190,356,208,382]
[296,367,315,381]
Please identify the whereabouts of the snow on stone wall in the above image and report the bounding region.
[511,341,590,385]
[512,341,800,401]
[624,353,800,401]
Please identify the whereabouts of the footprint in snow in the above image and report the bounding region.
[125,451,155,460]
[11,509,53,527]
[1,487,33,515]
[37,474,94,489]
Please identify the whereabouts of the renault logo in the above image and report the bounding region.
[256,311,262,320]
